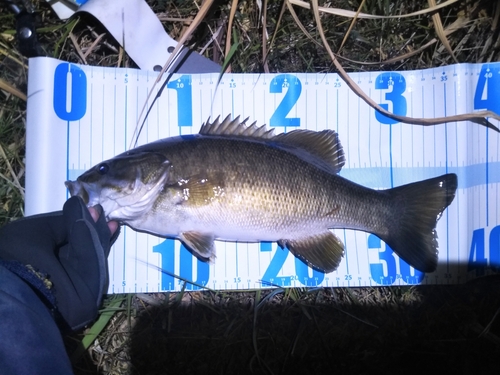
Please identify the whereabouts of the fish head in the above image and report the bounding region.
[65,151,171,222]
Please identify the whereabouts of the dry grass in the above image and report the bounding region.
[1,0,500,374]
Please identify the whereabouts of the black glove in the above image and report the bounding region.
[0,196,120,331]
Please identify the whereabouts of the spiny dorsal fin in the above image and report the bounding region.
[273,129,345,174]
[199,115,275,139]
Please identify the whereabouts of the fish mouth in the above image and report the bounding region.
[65,180,90,205]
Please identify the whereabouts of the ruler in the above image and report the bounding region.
[25,57,500,292]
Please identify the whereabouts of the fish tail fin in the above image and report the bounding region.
[379,173,458,273]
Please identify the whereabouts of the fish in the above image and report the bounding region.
[65,115,458,273]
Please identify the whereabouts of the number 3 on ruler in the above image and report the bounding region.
[269,74,302,127]
[368,234,423,285]
[374,72,407,124]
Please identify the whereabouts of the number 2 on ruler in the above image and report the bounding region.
[269,74,302,127]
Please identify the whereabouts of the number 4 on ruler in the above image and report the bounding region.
[474,65,500,114]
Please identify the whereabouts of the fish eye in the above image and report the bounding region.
[98,163,109,175]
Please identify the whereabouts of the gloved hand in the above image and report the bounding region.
[0,196,120,331]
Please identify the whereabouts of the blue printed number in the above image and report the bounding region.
[167,75,193,127]
[269,74,301,127]
[491,226,500,272]
[368,234,424,285]
[153,239,209,290]
[468,228,486,276]
[53,63,87,121]
[473,65,500,114]
[260,242,324,286]
[468,226,500,275]
[374,73,407,124]
[368,235,396,284]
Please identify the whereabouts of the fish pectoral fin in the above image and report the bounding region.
[180,231,216,261]
[282,232,344,273]
[177,173,225,206]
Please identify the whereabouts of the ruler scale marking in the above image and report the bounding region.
[25,58,500,291]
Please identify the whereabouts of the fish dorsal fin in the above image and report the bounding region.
[200,115,345,173]
[273,129,345,174]
[200,115,275,139]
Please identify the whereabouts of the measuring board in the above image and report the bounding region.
[25,57,500,292]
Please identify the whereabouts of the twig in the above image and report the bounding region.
[428,0,458,63]
[310,0,500,131]
[0,78,26,101]
[289,0,459,19]
[69,32,87,65]
[0,142,24,199]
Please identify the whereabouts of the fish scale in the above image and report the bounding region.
[167,138,340,231]
[65,116,457,273]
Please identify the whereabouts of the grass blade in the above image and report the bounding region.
[338,0,367,54]
[428,0,458,63]
[224,0,239,73]
[70,295,126,363]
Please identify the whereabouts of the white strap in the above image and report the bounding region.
[77,0,180,71]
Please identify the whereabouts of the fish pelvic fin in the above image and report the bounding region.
[281,231,345,273]
[180,231,216,262]
[380,173,458,273]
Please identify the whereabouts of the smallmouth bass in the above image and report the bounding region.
[65,116,457,273]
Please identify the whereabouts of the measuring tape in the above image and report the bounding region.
[25,57,500,292]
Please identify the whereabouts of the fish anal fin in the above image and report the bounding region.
[282,231,345,273]
[273,129,345,173]
[180,231,216,261]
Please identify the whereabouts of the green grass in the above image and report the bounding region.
[0,87,25,225]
